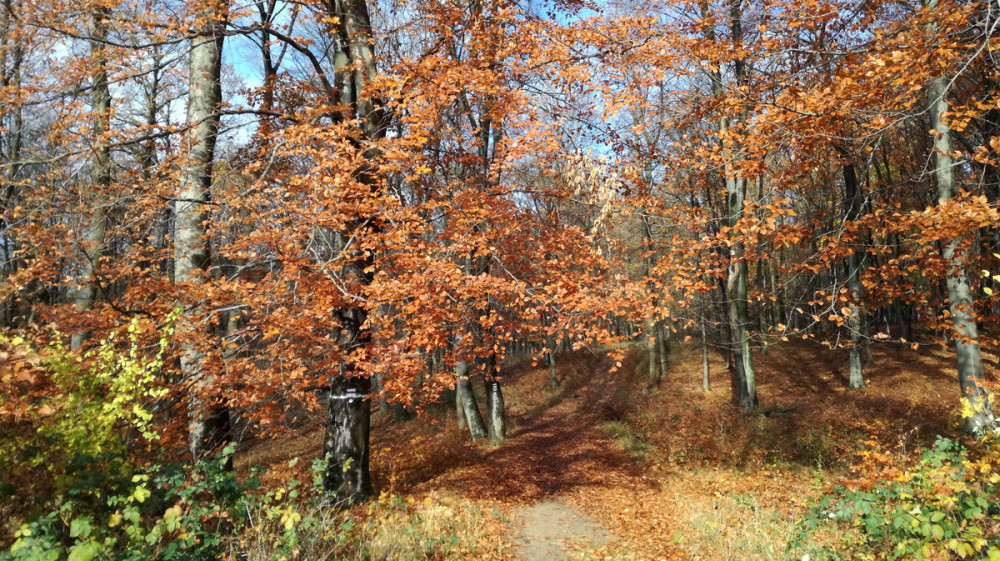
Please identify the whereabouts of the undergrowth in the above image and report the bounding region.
[599,421,656,464]
[792,436,1000,560]
[1,317,511,561]
[232,458,511,561]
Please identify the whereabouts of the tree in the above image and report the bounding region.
[180,0,231,461]
[926,0,995,436]
[70,5,113,350]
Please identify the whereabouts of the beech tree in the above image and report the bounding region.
[180,0,230,461]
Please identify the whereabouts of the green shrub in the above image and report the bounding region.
[792,436,1000,560]
[0,311,254,561]
[4,444,245,561]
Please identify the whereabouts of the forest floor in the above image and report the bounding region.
[237,334,998,560]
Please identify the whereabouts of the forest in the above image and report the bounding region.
[1,0,999,559]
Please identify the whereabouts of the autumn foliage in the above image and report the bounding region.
[1,0,1000,557]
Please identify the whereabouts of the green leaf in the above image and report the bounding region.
[931,524,944,540]
[68,541,99,561]
[70,517,92,539]
[124,505,141,524]
[14,524,31,538]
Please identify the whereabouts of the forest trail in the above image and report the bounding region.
[410,353,678,560]
[514,500,609,561]
[239,351,686,559]
[418,354,647,501]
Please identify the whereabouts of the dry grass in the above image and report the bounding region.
[231,489,515,561]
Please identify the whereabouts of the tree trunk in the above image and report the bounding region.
[724,0,757,410]
[323,370,373,504]
[456,359,487,440]
[483,353,505,442]
[896,298,912,342]
[179,0,229,461]
[701,0,754,406]
[646,316,660,386]
[641,211,661,387]
[714,279,733,371]
[548,333,558,389]
[71,7,112,350]
[929,67,995,436]
[375,372,390,413]
[769,254,783,330]
[727,203,757,409]
[392,401,410,423]
[456,376,467,431]
[700,291,711,391]
[0,0,23,328]
[841,154,866,389]
[657,323,669,378]
[136,46,172,280]
[320,0,387,502]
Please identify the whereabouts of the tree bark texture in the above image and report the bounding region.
[179,0,229,461]
[722,0,757,409]
[547,330,558,389]
[483,352,506,442]
[321,0,387,502]
[456,359,487,440]
[0,0,24,328]
[657,324,669,379]
[841,155,866,389]
[700,291,711,391]
[646,316,660,386]
[929,71,996,436]
[323,371,373,504]
[71,7,112,350]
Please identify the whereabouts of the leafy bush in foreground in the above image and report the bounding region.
[1,315,509,560]
[5,450,510,561]
[4,446,243,561]
[793,436,1000,560]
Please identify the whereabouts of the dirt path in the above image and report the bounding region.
[412,354,658,558]
[515,500,609,561]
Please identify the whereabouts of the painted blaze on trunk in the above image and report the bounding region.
[323,372,373,504]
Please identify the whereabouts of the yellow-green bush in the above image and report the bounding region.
[1,312,178,512]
